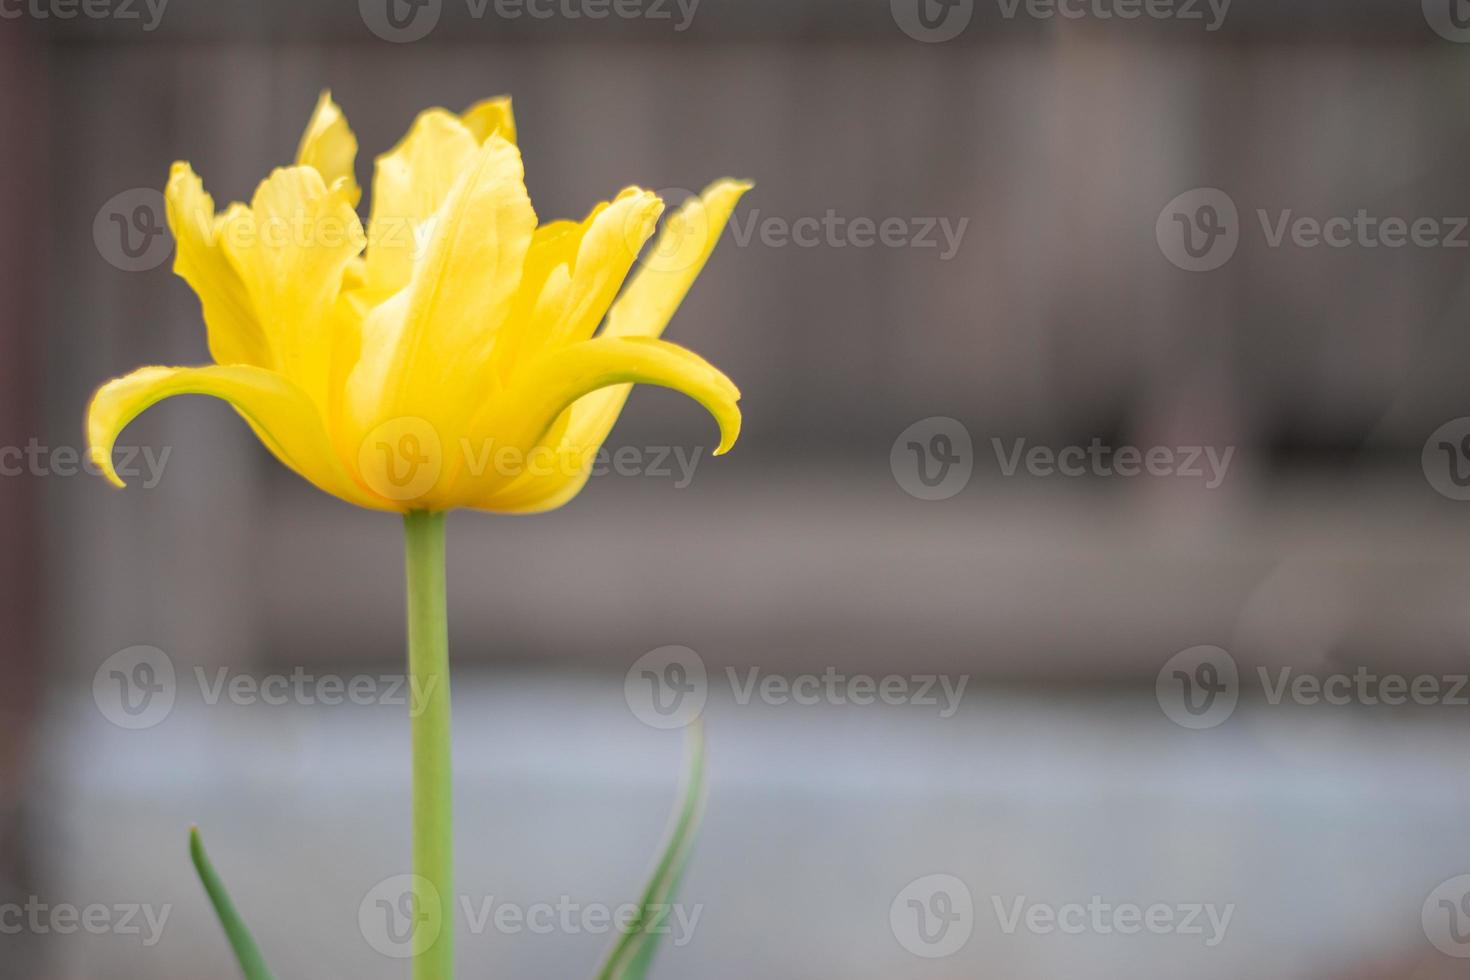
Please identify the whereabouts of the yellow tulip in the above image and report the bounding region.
[87,92,750,513]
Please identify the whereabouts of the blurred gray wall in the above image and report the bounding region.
[12,4,1470,980]
[30,3,1470,690]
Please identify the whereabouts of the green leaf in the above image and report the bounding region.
[189,827,278,980]
[596,721,708,980]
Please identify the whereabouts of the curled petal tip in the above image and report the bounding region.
[94,453,127,489]
[713,412,741,456]
[86,388,128,488]
[86,364,387,510]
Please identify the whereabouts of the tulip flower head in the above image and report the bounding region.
[88,93,749,513]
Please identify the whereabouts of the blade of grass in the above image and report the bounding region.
[596,721,708,980]
[189,827,278,980]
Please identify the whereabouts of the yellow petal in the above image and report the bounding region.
[294,90,361,207]
[219,167,366,409]
[86,364,386,510]
[164,163,271,368]
[508,221,584,308]
[460,96,516,145]
[459,336,740,510]
[494,191,664,375]
[549,188,664,348]
[494,220,579,362]
[365,109,480,296]
[477,180,751,512]
[491,221,590,372]
[603,178,752,341]
[347,135,537,453]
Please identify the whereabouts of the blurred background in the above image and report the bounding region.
[7,0,1470,976]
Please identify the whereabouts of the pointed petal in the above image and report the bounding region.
[294,90,361,206]
[495,191,664,376]
[460,95,516,145]
[347,135,536,448]
[603,179,752,341]
[365,109,480,296]
[219,167,366,408]
[460,336,740,510]
[551,188,664,348]
[491,220,591,373]
[164,163,272,368]
[87,364,385,510]
[472,181,750,512]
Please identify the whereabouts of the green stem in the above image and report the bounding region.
[404,510,453,980]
